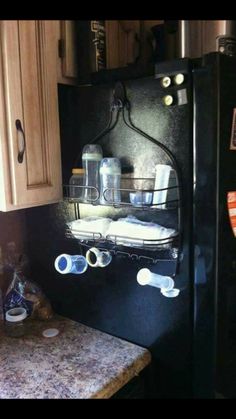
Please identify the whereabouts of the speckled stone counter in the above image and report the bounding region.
[0,315,151,399]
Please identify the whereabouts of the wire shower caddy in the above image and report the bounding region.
[63,81,183,278]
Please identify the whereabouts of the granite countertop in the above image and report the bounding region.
[0,315,151,399]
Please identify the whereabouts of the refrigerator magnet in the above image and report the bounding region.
[230,108,236,150]
[227,192,236,237]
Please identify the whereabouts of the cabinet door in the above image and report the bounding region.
[58,20,79,84]
[105,20,165,70]
[0,20,62,211]
[106,20,141,69]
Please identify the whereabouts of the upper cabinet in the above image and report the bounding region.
[105,20,141,69]
[57,20,79,84]
[0,20,62,212]
[58,20,164,85]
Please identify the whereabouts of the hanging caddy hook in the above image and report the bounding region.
[111,81,129,111]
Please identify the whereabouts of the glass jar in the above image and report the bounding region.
[69,168,85,200]
[5,307,27,338]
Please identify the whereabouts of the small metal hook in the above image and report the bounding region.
[111,81,129,110]
[111,98,123,112]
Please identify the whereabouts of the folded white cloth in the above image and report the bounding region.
[68,215,176,246]
[67,217,112,239]
[107,215,176,246]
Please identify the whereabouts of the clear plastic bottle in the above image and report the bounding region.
[69,168,85,200]
[100,158,121,205]
[82,144,103,202]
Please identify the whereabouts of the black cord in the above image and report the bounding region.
[73,105,120,168]
[72,103,121,239]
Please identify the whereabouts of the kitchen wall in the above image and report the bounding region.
[0,210,28,294]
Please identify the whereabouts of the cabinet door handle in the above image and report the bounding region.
[15,119,26,163]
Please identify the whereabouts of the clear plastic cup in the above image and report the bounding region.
[54,254,88,274]
[129,191,153,207]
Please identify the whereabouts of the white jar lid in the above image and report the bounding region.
[42,328,59,338]
[160,288,180,298]
[6,307,27,322]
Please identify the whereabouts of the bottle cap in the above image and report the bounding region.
[54,254,73,274]
[6,307,27,322]
[137,268,151,285]
[72,168,85,175]
[100,158,121,175]
[82,144,103,161]
[160,288,180,298]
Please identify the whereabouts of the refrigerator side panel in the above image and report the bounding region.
[192,55,219,398]
[217,54,236,397]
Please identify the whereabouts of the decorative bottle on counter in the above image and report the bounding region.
[5,307,27,338]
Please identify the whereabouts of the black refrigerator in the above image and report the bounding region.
[26,52,236,398]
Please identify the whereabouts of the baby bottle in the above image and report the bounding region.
[82,144,103,202]
[99,158,121,205]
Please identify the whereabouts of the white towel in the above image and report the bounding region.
[67,217,112,240]
[106,215,176,246]
[68,215,176,247]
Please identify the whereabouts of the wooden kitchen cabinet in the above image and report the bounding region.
[58,20,164,85]
[0,20,62,211]
[57,20,79,85]
[105,20,141,69]
[58,20,142,76]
